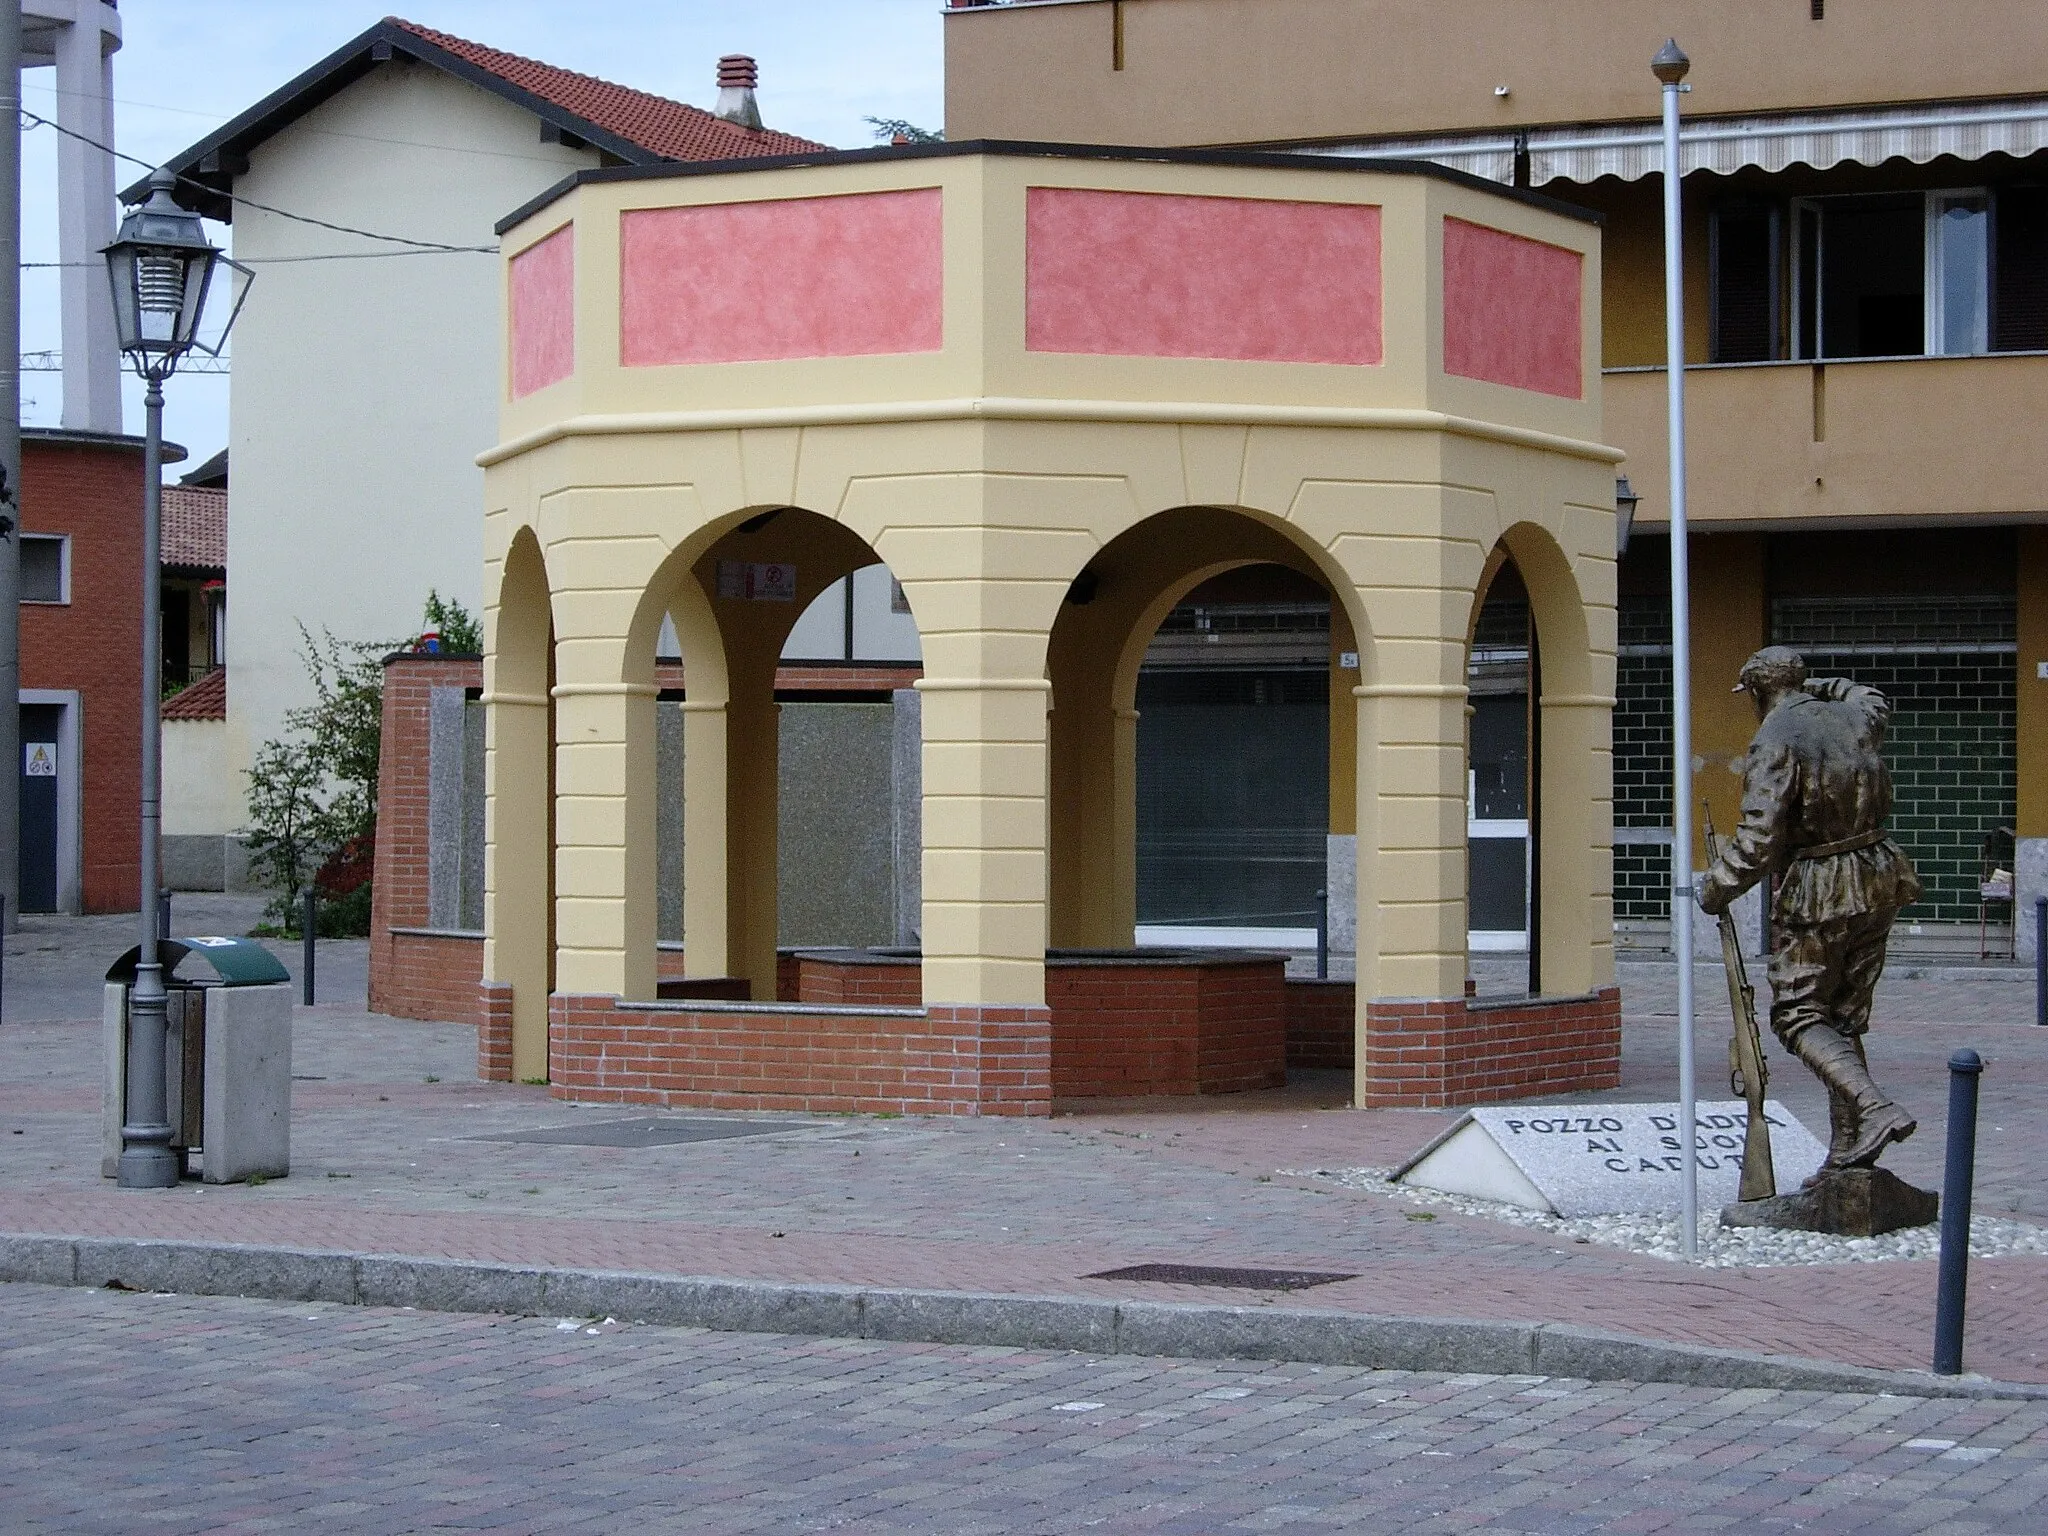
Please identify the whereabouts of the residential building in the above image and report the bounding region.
[946,0,2048,960]
[159,470,231,887]
[145,18,837,884]
[17,428,187,913]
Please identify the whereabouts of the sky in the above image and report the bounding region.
[19,0,949,466]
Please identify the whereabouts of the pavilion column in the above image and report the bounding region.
[550,674,659,1004]
[1536,690,1616,997]
[917,672,1052,1008]
[482,687,550,1081]
[680,699,731,980]
[1047,674,1131,950]
[726,676,782,1000]
[1352,682,1470,1004]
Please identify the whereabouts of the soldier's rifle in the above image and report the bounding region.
[1703,805,1775,1202]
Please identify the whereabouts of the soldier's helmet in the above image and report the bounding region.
[1733,645,1807,695]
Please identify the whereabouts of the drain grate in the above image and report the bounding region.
[469,1116,822,1149]
[1085,1263,1358,1291]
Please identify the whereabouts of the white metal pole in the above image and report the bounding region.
[1654,39,1699,1260]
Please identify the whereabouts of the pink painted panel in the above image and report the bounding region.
[1025,187,1382,365]
[1441,217,1583,399]
[508,224,575,398]
[620,189,943,365]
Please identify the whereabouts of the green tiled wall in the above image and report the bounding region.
[1614,594,1675,921]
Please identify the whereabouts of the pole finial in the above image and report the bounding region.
[1651,39,1691,85]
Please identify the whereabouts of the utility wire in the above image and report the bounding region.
[24,248,486,267]
[22,109,494,254]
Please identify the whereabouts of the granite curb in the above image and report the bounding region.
[5,1231,2042,1400]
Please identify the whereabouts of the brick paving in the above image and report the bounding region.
[5,1283,2047,1533]
[3,918,2046,1385]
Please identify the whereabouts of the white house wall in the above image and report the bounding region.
[223,61,597,787]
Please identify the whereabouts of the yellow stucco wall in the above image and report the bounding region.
[2020,530,2048,841]
[479,148,1621,1092]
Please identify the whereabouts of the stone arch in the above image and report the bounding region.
[483,524,556,1080]
[1045,503,1366,951]
[1465,518,1608,998]
[614,505,911,1001]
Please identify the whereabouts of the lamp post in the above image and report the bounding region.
[1652,38,1700,1259]
[103,168,249,1188]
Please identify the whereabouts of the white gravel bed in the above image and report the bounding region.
[1286,1165,2048,1268]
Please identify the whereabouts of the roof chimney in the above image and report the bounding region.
[714,55,763,130]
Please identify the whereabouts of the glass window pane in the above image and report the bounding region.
[1935,194,1990,355]
[20,537,63,603]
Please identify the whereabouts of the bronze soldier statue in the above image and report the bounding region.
[1697,646,1921,1179]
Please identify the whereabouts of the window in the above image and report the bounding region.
[1710,203,1781,362]
[20,535,67,604]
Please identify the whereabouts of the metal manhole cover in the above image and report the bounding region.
[1085,1263,1358,1291]
[469,1117,824,1148]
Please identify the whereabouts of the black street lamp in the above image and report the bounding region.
[102,169,250,1188]
[1614,474,1640,557]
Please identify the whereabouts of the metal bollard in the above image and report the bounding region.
[158,888,172,945]
[0,893,7,1022]
[302,887,317,1007]
[2036,899,2046,1028]
[1932,1047,1985,1376]
[1315,888,1329,980]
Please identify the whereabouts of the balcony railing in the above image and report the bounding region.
[1604,351,2048,527]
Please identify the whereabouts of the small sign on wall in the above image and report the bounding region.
[24,742,56,777]
[715,560,796,602]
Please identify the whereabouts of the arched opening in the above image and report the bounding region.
[1466,524,1604,1002]
[1041,504,1368,1099]
[484,526,555,1081]
[623,506,918,1005]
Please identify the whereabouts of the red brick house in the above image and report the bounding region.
[18,428,187,913]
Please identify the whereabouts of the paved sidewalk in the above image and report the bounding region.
[3,939,2044,1386]
[8,1284,2048,1534]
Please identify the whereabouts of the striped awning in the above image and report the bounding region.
[1302,97,2048,187]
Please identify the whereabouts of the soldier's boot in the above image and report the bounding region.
[1794,1025,1915,1173]
[1803,1086,1860,1190]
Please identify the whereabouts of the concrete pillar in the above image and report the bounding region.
[917,672,1051,1008]
[38,1,124,432]
[550,676,658,1004]
[1536,692,1615,995]
[1354,680,1470,1005]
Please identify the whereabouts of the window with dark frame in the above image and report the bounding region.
[1710,203,1781,363]
[20,535,66,604]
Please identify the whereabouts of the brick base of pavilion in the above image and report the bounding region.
[473,951,1619,1114]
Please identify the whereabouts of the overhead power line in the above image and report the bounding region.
[21,109,495,254]
[23,350,229,375]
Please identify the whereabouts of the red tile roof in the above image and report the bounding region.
[161,484,226,571]
[387,19,827,162]
[163,667,227,722]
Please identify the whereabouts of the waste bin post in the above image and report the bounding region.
[2036,899,2046,1028]
[1315,888,1329,980]
[302,888,316,1007]
[1932,1047,1984,1376]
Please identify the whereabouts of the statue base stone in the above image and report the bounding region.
[1721,1167,1938,1238]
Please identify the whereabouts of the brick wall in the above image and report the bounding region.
[20,434,146,912]
[1362,986,1621,1108]
[368,653,485,1023]
[479,979,514,1081]
[547,993,1051,1115]
[1284,979,1356,1069]
[794,951,922,1008]
[375,929,485,1030]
